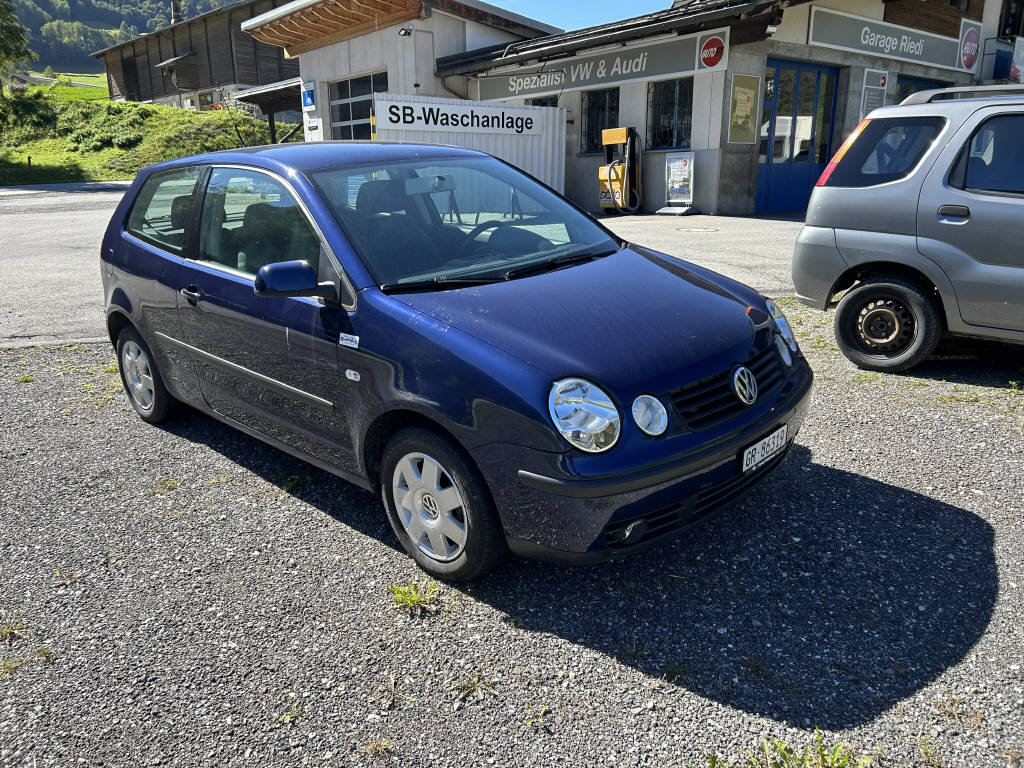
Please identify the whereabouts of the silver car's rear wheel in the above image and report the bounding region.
[121,340,155,412]
[391,452,468,562]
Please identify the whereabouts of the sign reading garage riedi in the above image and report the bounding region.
[479,28,729,101]
[809,7,982,73]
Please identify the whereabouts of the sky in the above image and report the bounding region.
[485,0,671,32]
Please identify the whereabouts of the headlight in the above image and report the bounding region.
[548,378,620,453]
[632,394,668,437]
[766,298,798,352]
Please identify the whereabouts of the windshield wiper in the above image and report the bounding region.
[501,246,619,281]
[380,275,503,294]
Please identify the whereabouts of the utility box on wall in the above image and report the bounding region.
[372,94,566,193]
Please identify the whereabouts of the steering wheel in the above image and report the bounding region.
[458,220,508,256]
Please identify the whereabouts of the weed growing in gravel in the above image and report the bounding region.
[451,669,496,703]
[0,657,29,679]
[852,372,884,385]
[525,702,552,731]
[919,735,946,768]
[389,580,440,616]
[16,375,34,383]
[52,569,83,587]
[363,738,393,758]
[372,674,415,711]
[686,731,874,767]
[935,693,985,730]
[0,619,32,645]
[1003,747,1023,767]
[273,705,304,728]
[35,646,56,664]
[151,476,182,495]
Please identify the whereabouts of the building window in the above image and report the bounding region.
[895,74,948,104]
[528,95,558,108]
[580,88,619,153]
[329,70,389,140]
[949,0,969,10]
[647,78,694,150]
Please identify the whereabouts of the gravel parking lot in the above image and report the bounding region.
[2,305,1022,767]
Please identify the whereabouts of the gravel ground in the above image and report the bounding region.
[1,313,1022,768]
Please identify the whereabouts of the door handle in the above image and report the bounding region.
[937,204,970,219]
[180,286,202,302]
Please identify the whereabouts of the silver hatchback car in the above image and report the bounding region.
[792,85,1024,372]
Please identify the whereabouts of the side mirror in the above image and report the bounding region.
[254,260,337,301]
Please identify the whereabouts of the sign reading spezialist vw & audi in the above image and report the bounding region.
[810,7,982,73]
[478,28,729,101]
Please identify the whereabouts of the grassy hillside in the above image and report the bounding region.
[14,0,241,71]
[0,87,294,184]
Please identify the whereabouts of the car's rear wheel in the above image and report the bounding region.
[834,277,942,372]
[116,326,177,423]
[380,428,507,581]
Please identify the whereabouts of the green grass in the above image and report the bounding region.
[31,71,108,88]
[273,705,303,728]
[1,94,295,185]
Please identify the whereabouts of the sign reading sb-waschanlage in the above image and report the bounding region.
[478,28,729,101]
[375,95,543,135]
[809,7,982,73]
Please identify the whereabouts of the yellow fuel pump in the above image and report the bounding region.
[599,127,643,214]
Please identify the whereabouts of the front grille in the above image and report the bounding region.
[602,445,790,551]
[668,345,784,431]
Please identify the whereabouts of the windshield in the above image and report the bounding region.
[308,155,619,288]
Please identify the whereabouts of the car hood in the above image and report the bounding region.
[392,246,763,397]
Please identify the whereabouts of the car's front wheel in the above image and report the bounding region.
[380,428,507,581]
[834,277,942,372]
[116,326,178,423]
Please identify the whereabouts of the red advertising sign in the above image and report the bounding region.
[960,27,979,70]
[701,36,725,68]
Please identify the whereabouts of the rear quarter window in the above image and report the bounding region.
[125,167,204,254]
[825,117,945,188]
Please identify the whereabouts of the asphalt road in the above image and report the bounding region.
[0,184,130,347]
[0,184,801,348]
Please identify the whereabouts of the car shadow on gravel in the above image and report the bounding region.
[910,337,1024,389]
[466,444,998,731]
[158,413,997,732]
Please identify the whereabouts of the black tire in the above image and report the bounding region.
[116,326,178,424]
[380,427,508,581]
[834,276,942,373]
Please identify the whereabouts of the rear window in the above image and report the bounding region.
[824,117,945,188]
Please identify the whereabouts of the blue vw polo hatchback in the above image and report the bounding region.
[101,143,812,580]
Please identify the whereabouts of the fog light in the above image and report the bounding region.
[623,519,647,542]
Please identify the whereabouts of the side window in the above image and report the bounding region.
[961,115,1024,195]
[126,167,203,254]
[197,168,321,278]
[824,117,945,188]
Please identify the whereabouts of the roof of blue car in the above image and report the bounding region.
[157,141,487,174]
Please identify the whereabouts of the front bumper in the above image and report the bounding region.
[472,362,813,562]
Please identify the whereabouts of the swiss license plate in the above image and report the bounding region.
[741,425,788,473]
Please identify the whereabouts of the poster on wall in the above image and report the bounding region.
[1012,37,1024,82]
[860,69,888,118]
[729,74,760,144]
[665,152,695,206]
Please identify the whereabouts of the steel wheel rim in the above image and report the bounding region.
[852,297,915,355]
[392,452,468,562]
[121,341,155,412]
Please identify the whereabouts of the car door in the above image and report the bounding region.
[167,165,357,471]
[917,106,1024,332]
[117,166,205,405]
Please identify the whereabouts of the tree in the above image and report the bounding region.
[0,0,35,97]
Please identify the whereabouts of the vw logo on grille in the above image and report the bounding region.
[733,366,758,405]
